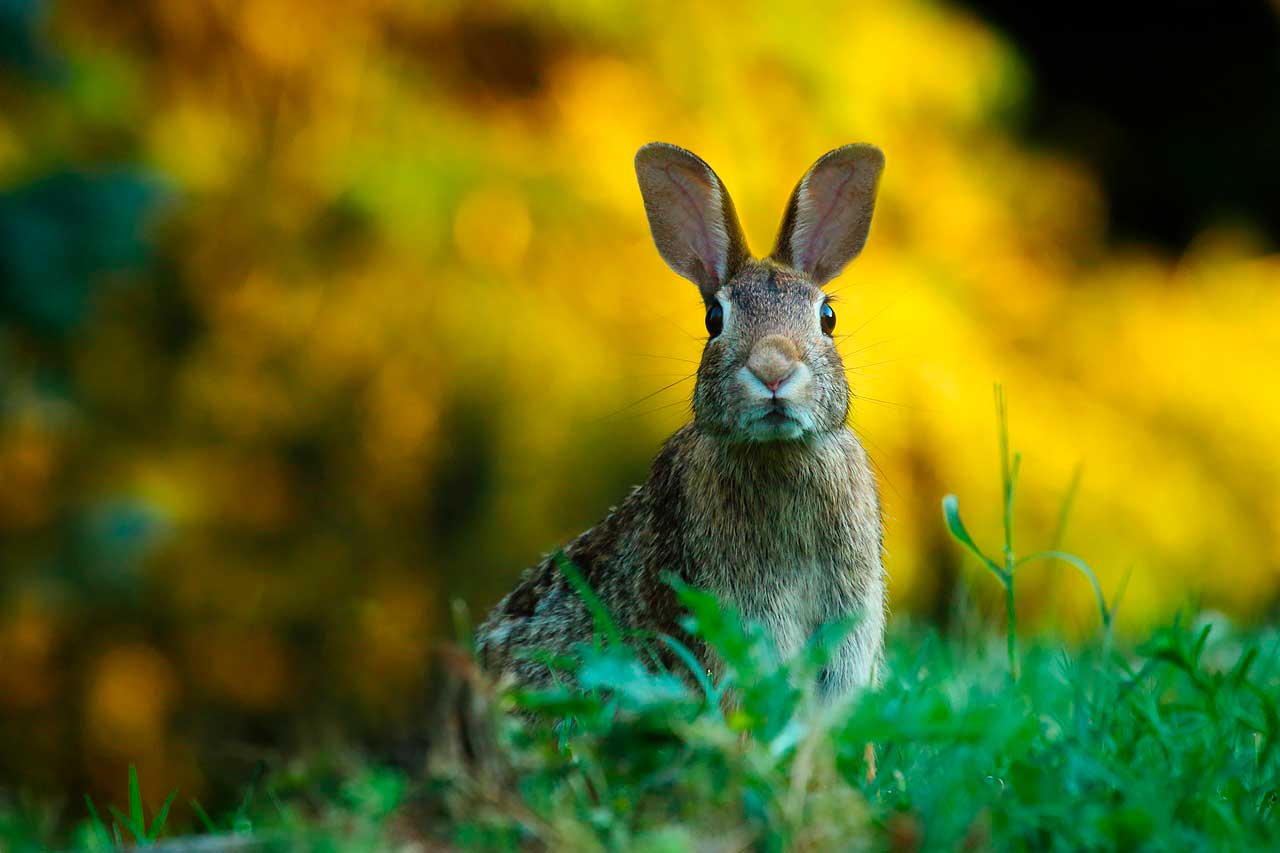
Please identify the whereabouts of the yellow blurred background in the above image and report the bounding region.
[1,0,1277,813]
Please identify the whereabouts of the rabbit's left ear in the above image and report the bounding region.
[771,144,885,286]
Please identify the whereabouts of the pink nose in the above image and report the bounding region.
[759,373,792,393]
[747,335,800,393]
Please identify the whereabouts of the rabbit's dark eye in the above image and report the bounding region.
[705,302,724,338]
[820,302,836,336]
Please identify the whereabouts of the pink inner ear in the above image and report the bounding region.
[658,163,727,282]
[796,164,859,275]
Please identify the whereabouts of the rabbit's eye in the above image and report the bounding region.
[820,302,836,336]
[705,303,724,338]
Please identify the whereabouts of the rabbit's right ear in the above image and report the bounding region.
[635,143,750,301]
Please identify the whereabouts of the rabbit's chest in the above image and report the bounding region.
[738,553,851,659]
[687,486,873,657]
[679,429,883,657]
[715,523,859,650]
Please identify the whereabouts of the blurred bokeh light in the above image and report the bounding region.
[1,0,1277,815]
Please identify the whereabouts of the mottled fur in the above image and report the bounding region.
[477,142,887,701]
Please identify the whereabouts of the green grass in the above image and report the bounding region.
[3,612,1277,850]
[82,765,177,848]
[3,392,1278,850]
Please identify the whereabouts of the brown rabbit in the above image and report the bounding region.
[477,142,887,701]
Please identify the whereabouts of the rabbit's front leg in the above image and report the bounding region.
[816,598,885,702]
[815,597,884,785]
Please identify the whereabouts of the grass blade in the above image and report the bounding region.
[233,761,267,834]
[147,789,178,841]
[190,798,217,834]
[128,765,144,837]
[1016,550,1110,627]
[1050,463,1084,552]
[84,795,112,849]
[658,632,717,704]
[107,804,144,845]
[554,550,622,646]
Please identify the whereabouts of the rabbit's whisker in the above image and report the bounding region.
[849,357,904,371]
[851,392,915,411]
[618,398,695,421]
[629,353,700,365]
[629,372,702,379]
[840,336,902,357]
[843,300,898,339]
[598,373,696,421]
[846,419,902,499]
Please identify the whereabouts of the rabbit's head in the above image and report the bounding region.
[635,143,884,443]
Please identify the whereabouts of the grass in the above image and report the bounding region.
[2,391,1278,850]
[942,385,1120,681]
[82,765,177,848]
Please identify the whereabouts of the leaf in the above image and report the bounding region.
[517,647,580,675]
[658,633,718,704]
[232,761,266,834]
[942,495,1005,582]
[128,765,144,838]
[1015,550,1111,627]
[147,789,178,841]
[806,612,860,665]
[508,687,600,717]
[189,799,217,834]
[83,795,112,849]
[1191,624,1212,664]
[668,575,776,680]
[579,646,690,709]
[555,550,622,646]
[108,805,144,845]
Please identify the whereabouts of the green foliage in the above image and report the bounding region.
[1,606,1277,850]
[943,384,1116,680]
[80,766,176,849]
[459,595,1280,850]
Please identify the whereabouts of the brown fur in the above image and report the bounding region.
[477,143,887,701]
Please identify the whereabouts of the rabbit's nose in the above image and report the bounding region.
[747,335,801,392]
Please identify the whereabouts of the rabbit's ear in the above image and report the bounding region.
[635,143,750,300]
[771,144,884,286]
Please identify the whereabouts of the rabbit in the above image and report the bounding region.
[476,142,887,702]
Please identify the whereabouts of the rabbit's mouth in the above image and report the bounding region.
[742,404,807,442]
